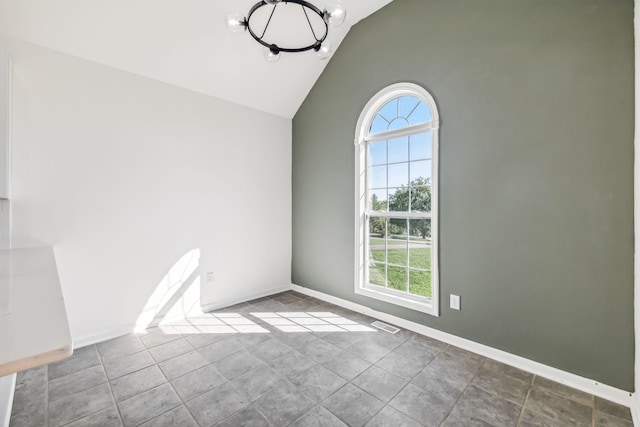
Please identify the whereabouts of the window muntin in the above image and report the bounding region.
[355,83,439,316]
[369,96,432,135]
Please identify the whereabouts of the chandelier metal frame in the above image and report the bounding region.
[241,0,330,55]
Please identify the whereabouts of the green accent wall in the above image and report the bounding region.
[292,0,635,391]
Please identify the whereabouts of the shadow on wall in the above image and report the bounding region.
[135,248,203,332]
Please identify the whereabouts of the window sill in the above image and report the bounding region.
[355,285,439,317]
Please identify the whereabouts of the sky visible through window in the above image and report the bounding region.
[367,96,433,211]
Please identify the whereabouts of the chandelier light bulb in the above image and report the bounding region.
[264,46,281,63]
[225,13,246,33]
[326,3,346,27]
[316,41,332,60]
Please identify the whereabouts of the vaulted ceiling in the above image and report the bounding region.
[0,0,393,118]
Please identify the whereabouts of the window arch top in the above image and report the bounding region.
[355,83,439,145]
[369,96,432,135]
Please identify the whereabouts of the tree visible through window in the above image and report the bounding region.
[355,83,439,315]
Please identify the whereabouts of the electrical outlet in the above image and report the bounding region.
[450,294,461,310]
[207,272,214,283]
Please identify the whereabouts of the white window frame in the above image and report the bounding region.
[354,82,440,316]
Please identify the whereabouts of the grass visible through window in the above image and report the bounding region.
[369,242,432,298]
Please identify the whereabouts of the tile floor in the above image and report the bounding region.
[9,291,633,427]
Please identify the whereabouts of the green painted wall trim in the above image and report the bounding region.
[292,0,634,391]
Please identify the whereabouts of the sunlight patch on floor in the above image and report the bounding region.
[137,309,376,336]
[251,312,376,333]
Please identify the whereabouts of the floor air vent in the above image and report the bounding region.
[371,321,400,334]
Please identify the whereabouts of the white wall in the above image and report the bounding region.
[0,48,9,200]
[0,50,10,252]
[0,36,292,343]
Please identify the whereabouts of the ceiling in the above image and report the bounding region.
[0,0,393,118]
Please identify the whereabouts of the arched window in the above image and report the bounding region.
[354,83,440,316]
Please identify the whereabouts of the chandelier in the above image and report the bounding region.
[225,0,347,63]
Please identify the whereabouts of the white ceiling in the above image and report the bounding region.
[0,0,393,118]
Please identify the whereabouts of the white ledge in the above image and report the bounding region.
[0,247,72,376]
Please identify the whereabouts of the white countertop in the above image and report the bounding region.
[0,247,72,376]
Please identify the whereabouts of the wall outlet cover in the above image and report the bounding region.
[450,294,461,310]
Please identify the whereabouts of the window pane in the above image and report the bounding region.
[388,117,410,131]
[408,101,432,124]
[410,160,431,182]
[389,188,407,212]
[410,133,432,161]
[378,98,398,122]
[409,218,431,241]
[387,238,407,267]
[409,244,431,270]
[388,217,407,240]
[369,165,387,189]
[369,224,387,247]
[368,140,387,166]
[388,136,409,163]
[399,96,421,119]
[368,189,387,212]
[387,266,407,292]
[369,115,389,134]
[368,231,386,264]
[388,163,408,188]
[369,263,386,287]
[410,186,431,213]
[409,270,432,298]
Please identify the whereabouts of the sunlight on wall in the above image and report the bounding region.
[135,249,202,332]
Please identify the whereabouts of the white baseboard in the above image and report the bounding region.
[200,285,291,313]
[73,324,136,349]
[290,284,636,410]
[0,374,15,427]
[631,395,639,426]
